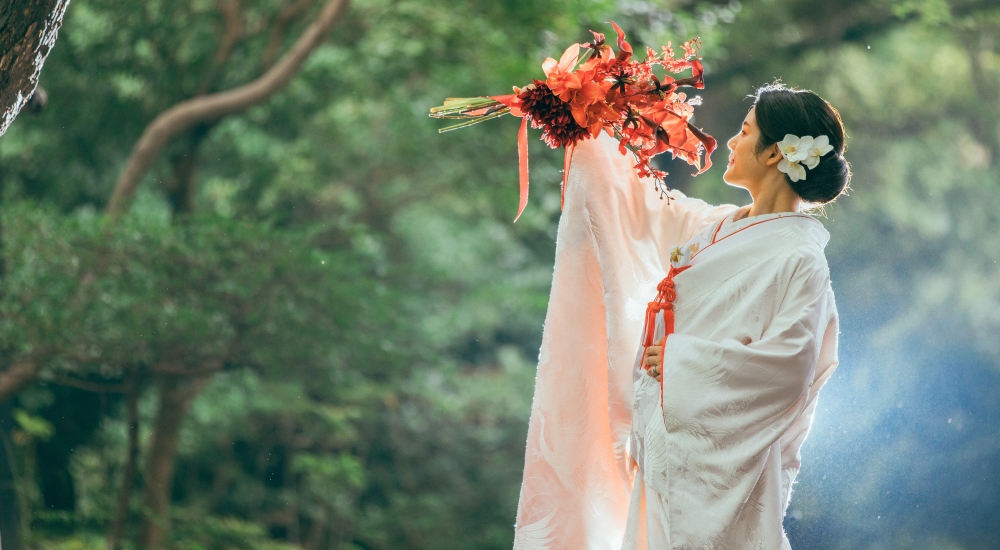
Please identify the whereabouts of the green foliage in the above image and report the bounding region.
[1,200,374,381]
[13,409,54,441]
[170,514,303,550]
[25,532,108,550]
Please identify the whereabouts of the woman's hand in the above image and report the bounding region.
[644,335,751,382]
[643,336,665,382]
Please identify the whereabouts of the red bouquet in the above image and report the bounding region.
[430,23,716,221]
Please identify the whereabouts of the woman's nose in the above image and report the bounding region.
[727,136,737,151]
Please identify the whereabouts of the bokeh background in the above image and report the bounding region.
[1,0,998,548]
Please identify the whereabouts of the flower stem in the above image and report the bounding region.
[436,107,512,132]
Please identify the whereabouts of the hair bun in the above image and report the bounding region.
[790,150,850,204]
[752,83,851,205]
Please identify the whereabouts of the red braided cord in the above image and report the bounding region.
[641,264,692,408]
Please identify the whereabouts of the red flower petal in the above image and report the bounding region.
[610,22,633,62]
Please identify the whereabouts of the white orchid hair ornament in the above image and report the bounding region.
[775,134,834,182]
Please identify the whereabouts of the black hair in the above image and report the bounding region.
[752,82,851,205]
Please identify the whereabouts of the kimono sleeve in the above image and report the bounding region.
[512,133,733,548]
[570,134,738,463]
[652,249,839,543]
[777,284,839,512]
[659,249,837,458]
[571,132,736,262]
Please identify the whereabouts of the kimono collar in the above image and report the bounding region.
[671,210,829,270]
[719,209,830,249]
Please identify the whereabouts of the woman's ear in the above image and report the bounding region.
[764,143,782,166]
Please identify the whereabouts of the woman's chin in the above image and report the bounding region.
[722,170,744,189]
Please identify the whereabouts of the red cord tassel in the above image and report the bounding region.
[641,264,691,408]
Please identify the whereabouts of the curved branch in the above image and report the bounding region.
[106,0,349,218]
[0,361,38,403]
[47,375,126,393]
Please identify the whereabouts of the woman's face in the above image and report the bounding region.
[724,106,774,191]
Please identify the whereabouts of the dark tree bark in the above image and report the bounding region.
[1,0,67,398]
[0,5,69,545]
[0,0,70,137]
[164,124,214,215]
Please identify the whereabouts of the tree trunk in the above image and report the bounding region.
[107,368,140,550]
[136,375,209,550]
[0,402,22,550]
[164,124,213,215]
[106,0,350,218]
[0,0,70,137]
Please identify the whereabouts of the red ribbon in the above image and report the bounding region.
[515,116,530,222]
[490,94,579,221]
[561,143,575,210]
[490,94,533,222]
[641,264,692,407]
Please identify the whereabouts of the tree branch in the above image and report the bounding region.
[0,361,38,403]
[46,375,126,393]
[261,0,313,70]
[106,0,350,218]
[149,360,224,377]
[195,0,246,96]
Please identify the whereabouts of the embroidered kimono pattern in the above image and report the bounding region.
[513,134,840,550]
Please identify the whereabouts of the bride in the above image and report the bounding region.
[512,82,850,550]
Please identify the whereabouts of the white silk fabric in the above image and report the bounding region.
[512,134,840,550]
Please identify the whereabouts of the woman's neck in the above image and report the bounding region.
[739,178,801,221]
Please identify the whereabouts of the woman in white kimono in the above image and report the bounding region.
[512,83,850,550]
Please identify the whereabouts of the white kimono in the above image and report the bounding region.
[513,134,839,550]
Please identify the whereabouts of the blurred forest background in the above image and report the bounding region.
[0,0,998,548]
